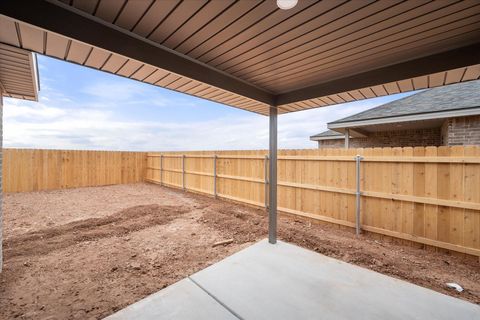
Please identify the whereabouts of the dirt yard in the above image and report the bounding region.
[1,183,479,319]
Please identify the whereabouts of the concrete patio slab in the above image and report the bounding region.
[105,278,237,320]
[107,239,480,320]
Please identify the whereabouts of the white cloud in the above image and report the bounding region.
[3,96,381,151]
[82,81,148,102]
[3,70,410,151]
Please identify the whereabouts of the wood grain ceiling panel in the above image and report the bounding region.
[147,0,207,44]
[369,85,387,97]
[174,1,261,54]
[230,0,420,79]
[429,72,447,87]
[114,0,153,31]
[84,47,110,69]
[101,54,127,73]
[445,67,467,85]
[116,59,143,77]
[246,2,480,88]
[72,0,99,15]
[397,79,414,93]
[131,0,180,38]
[154,73,180,87]
[94,0,126,23]
[248,2,477,87]
[66,41,91,64]
[0,18,20,47]
[186,1,278,60]
[462,65,480,81]
[143,69,169,84]
[161,0,234,49]
[262,23,480,92]
[18,23,44,52]
[197,0,318,65]
[166,77,191,90]
[175,80,201,92]
[45,32,69,58]
[216,0,370,72]
[130,64,156,81]
[280,67,479,115]
[412,76,429,90]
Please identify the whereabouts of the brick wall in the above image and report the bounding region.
[442,115,480,146]
[318,127,442,148]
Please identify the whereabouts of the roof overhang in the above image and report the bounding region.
[310,134,345,142]
[0,43,39,101]
[328,106,480,131]
[0,0,479,115]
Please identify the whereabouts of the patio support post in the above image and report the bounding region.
[355,154,363,236]
[345,129,350,149]
[269,106,278,244]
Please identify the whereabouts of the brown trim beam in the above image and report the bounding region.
[276,42,480,106]
[0,0,275,106]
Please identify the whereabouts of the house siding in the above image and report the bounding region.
[318,127,442,148]
[442,115,480,146]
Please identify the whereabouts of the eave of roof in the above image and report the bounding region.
[0,43,39,101]
[328,106,480,130]
[310,130,344,141]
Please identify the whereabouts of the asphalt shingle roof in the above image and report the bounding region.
[310,130,344,139]
[330,79,480,124]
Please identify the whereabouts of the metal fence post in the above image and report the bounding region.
[213,154,217,198]
[160,154,163,186]
[355,154,363,236]
[264,155,269,209]
[182,155,186,191]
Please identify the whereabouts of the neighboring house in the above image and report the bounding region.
[310,80,480,148]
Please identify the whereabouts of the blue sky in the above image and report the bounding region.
[4,55,415,151]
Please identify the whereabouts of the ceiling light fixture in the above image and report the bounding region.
[277,0,298,10]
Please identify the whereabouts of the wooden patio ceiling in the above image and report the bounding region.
[0,0,479,115]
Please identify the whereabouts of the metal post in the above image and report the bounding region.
[264,155,269,209]
[269,106,278,244]
[213,155,217,198]
[160,155,163,186]
[345,128,350,149]
[355,154,363,236]
[182,155,186,191]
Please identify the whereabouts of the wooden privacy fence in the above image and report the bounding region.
[3,149,147,192]
[145,146,480,257]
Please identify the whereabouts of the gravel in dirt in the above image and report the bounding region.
[1,183,479,319]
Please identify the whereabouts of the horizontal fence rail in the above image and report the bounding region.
[3,148,147,192]
[145,146,480,257]
[3,147,480,257]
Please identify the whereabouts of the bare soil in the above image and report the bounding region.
[1,183,479,319]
